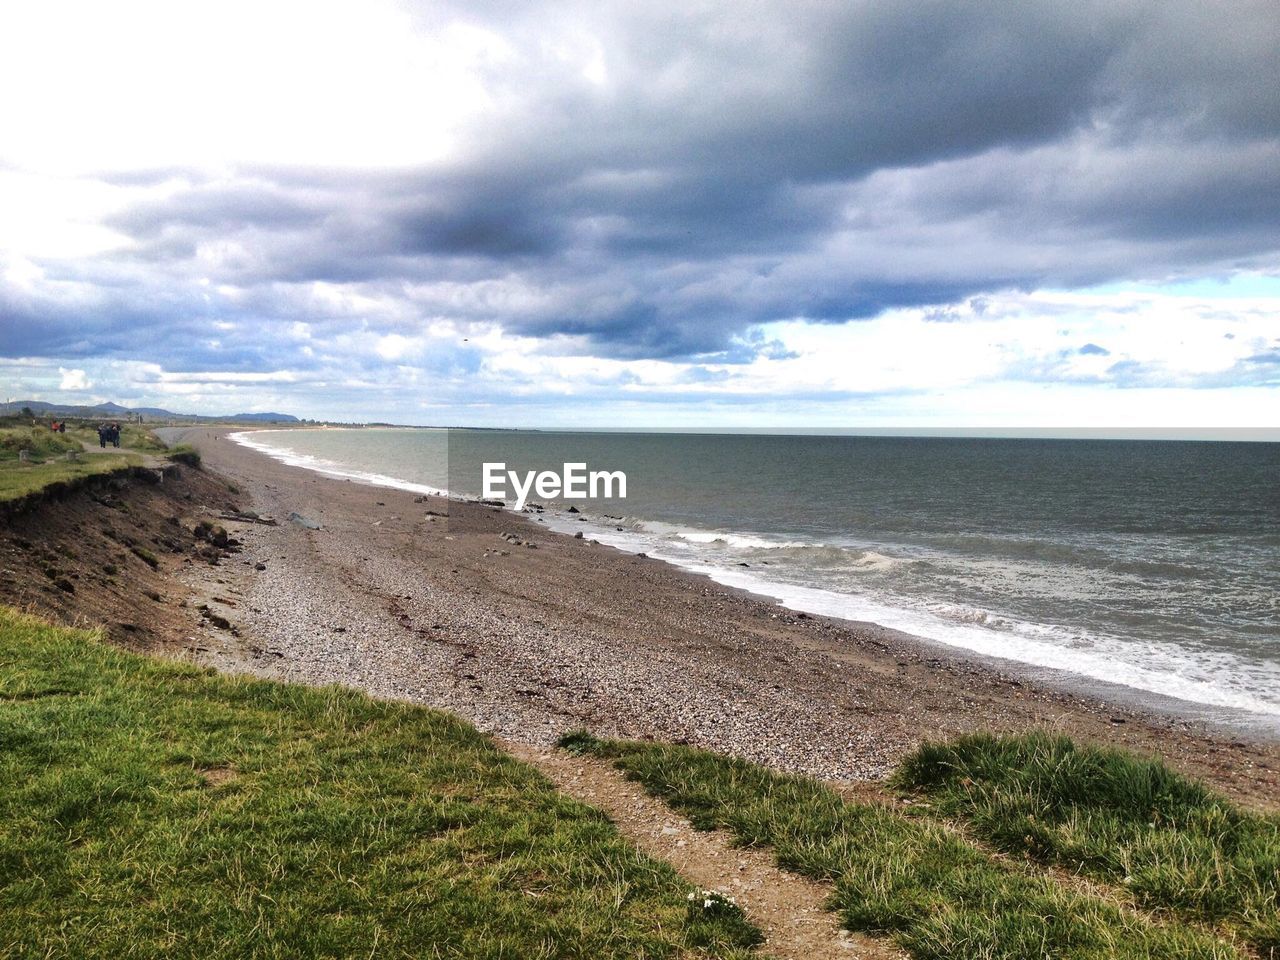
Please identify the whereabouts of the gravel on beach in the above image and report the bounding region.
[161,427,1280,803]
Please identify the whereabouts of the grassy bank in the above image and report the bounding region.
[894,732,1280,955]
[0,607,761,959]
[562,732,1250,960]
[0,420,164,501]
[0,451,141,501]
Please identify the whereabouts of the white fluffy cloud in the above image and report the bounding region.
[57,367,91,390]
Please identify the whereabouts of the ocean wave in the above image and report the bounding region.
[765,544,916,571]
[930,532,1113,567]
[674,530,809,550]
[620,519,809,551]
[927,603,1018,631]
[1105,557,1204,580]
[630,520,915,572]
[687,564,1280,719]
[561,514,1280,719]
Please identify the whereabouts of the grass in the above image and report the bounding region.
[0,607,763,959]
[0,420,165,501]
[129,544,160,568]
[0,426,83,461]
[894,731,1280,955]
[0,418,165,456]
[560,731,1248,960]
[167,443,203,468]
[0,452,141,501]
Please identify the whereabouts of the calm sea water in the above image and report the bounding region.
[233,428,1280,723]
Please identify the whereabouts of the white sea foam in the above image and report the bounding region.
[619,519,800,550]
[675,530,810,550]
[847,549,906,571]
[634,521,911,571]
[558,514,1280,720]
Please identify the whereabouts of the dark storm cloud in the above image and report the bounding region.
[6,0,1279,370]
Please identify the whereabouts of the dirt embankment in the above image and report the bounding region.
[0,464,247,651]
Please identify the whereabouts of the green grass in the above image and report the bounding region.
[167,443,203,468]
[0,425,83,461]
[0,452,141,501]
[561,731,1248,960]
[130,544,160,568]
[894,731,1280,955]
[0,421,167,501]
[0,607,763,959]
[0,419,165,455]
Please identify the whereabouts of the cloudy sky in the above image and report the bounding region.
[1,0,1278,428]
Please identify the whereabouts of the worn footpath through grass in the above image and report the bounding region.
[0,606,763,959]
[562,731,1257,960]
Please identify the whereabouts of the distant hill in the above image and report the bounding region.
[1,400,299,424]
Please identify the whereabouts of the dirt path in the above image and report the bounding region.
[505,741,904,960]
[78,438,162,465]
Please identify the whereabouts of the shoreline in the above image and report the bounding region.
[109,425,1280,805]
[224,425,1280,741]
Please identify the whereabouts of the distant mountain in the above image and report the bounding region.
[1,400,299,423]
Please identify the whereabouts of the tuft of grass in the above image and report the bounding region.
[129,545,160,569]
[166,444,202,468]
[686,890,762,951]
[0,426,82,461]
[561,731,1247,960]
[894,731,1280,955]
[120,424,167,452]
[0,609,762,959]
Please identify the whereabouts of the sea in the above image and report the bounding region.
[232,428,1280,729]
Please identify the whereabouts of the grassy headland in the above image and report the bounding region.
[0,606,761,959]
[562,731,1258,960]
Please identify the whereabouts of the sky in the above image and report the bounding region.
[1,0,1278,429]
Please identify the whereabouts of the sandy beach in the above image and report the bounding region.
[5,425,1278,806]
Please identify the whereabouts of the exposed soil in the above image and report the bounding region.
[0,463,247,654]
